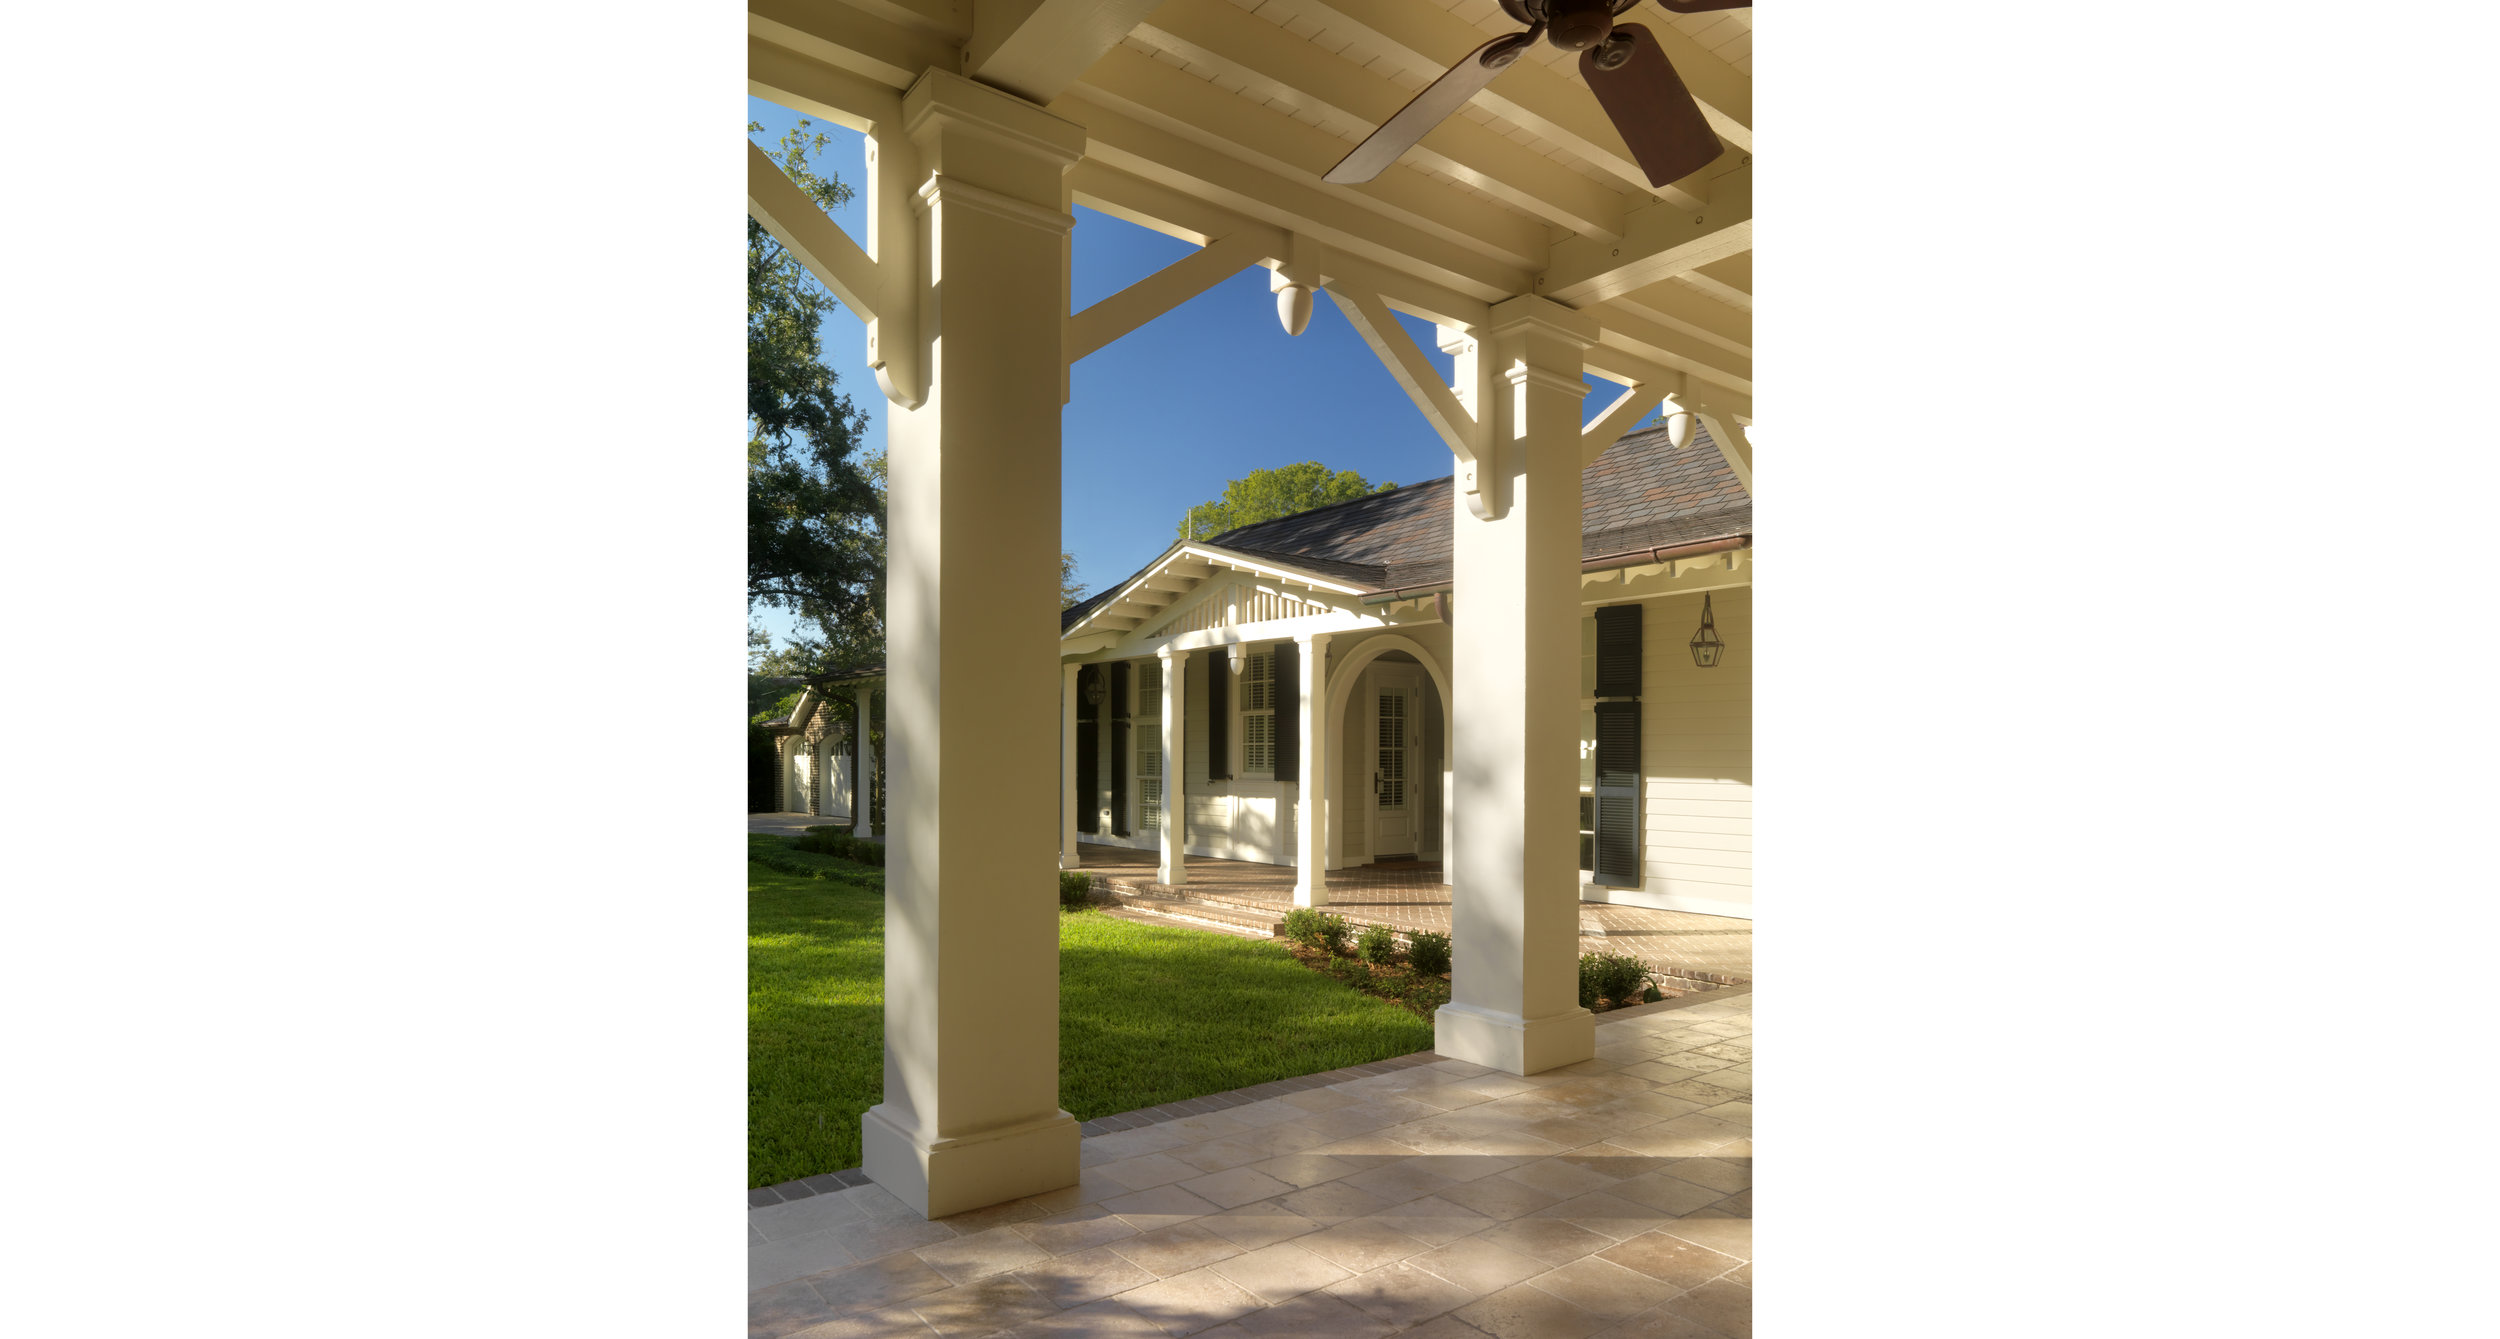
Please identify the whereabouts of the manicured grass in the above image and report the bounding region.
[1056,910,1434,1121]
[748,854,887,1189]
[748,847,1433,1188]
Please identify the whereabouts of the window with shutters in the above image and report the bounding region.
[1137,661,1162,830]
[1241,650,1276,776]
[1590,604,1643,888]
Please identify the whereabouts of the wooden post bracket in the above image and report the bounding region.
[745,134,926,409]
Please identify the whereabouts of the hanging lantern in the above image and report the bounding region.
[1689,593,1725,668]
[1082,674,1108,707]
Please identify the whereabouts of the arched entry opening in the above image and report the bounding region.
[1321,634,1454,875]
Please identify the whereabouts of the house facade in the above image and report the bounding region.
[1058,421,1751,919]
[766,680,881,836]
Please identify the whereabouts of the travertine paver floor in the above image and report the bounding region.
[1073,844,1751,986]
[749,990,1752,1338]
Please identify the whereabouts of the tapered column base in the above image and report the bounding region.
[1433,1001,1596,1076]
[861,1104,1079,1220]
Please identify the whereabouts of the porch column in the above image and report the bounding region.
[857,688,879,839]
[1293,632,1331,907]
[1435,295,1599,1076]
[860,71,1086,1219]
[1158,646,1187,886]
[1059,663,1080,869]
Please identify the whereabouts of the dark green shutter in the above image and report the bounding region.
[1595,604,1643,698]
[1109,662,1131,836]
[1273,643,1298,785]
[1206,653,1231,781]
[1593,702,1641,887]
[1591,604,1643,888]
[1076,666,1100,835]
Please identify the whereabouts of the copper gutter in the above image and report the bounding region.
[1579,533,1750,574]
[1358,534,1751,606]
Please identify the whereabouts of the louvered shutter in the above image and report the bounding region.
[1273,643,1298,785]
[1591,604,1643,888]
[1076,666,1100,835]
[1206,652,1231,781]
[1595,604,1642,697]
[1109,662,1131,836]
[1592,702,1641,887]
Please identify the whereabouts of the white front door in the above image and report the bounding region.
[793,747,814,814]
[1373,676,1416,857]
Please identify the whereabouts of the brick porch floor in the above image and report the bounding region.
[750,989,1754,1338]
[1072,844,1751,988]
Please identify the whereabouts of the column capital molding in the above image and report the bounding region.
[1293,630,1334,648]
[1156,644,1187,662]
[1482,293,1599,348]
[901,68,1088,168]
[1503,362,1590,398]
[915,175,1075,234]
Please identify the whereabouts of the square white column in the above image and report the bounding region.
[1293,632,1331,906]
[858,71,1086,1220]
[1158,647,1187,886]
[1434,296,1598,1077]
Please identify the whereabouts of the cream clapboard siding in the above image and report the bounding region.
[1576,586,1752,918]
[1639,586,1751,915]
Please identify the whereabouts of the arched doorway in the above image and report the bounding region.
[1321,634,1454,874]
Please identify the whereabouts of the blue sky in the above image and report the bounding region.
[748,97,1630,648]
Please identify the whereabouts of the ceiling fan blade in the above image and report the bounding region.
[1651,1,1752,12]
[1325,32,1534,185]
[1580,24,1724,189]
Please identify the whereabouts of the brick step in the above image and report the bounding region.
[1097,885,1283,936]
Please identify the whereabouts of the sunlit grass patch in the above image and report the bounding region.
[748,866,1431,1188]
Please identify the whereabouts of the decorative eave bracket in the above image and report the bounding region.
[746,128,926,409]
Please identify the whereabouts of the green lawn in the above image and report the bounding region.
[748,841,1433,1188]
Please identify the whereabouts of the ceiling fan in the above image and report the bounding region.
[1323,0,1748,191]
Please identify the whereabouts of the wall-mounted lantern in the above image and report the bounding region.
[1689,593,1725,668]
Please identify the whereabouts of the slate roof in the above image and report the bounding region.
[1061,420,1748,631]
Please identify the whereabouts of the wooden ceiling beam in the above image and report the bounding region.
[965,0,1166,103]
[1129,0,1628,242]
[1542,165,1750,306]
[1054,92,1532,301]
[1270,0,1736,208]
[750,0,960,91]
[1071,45,1549,271]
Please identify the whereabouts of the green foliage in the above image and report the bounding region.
[1281,908,1353,955]
[791,829,885,867]
[746,834,884,889]
[1356,922,1399,965]
[1059,871,1094,909]
[750,119,884,677]
[1404,930,1452,977]
[1060,551,1088,610]
[1178,461,1396,541]
[1578,951,1660,1011]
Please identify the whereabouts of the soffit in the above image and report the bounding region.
[750,0,1752,402]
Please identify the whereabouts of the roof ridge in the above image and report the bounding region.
[1205,474,1445,544]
